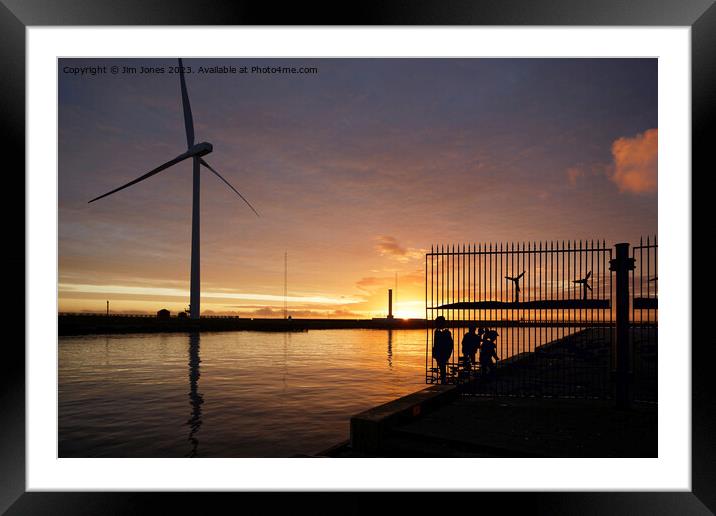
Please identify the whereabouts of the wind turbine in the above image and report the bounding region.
[573,271,592,300]
[505,271,525,303]
[88,58,259,319]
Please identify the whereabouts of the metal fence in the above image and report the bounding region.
[425,239,658,402]
[631,236,658,403]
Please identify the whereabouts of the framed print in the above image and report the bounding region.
[5,0,714,513]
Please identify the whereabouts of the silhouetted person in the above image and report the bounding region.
[461,324,481,372]
[480,329,500,378]
[474,326,486,364]
[432,315,453,384]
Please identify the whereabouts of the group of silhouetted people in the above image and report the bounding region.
[432,316,500,384]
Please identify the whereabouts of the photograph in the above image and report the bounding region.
[57,56,659,459]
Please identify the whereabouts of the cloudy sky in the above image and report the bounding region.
[58,58,657,318]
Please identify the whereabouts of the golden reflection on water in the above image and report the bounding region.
[59,329,427,457]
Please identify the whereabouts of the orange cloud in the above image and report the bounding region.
[375,235,407,256]
[375,235,424,262]
[610,128,658,194]
[356,276,386,291]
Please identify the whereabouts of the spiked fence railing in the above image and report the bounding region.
[425,239,657,402]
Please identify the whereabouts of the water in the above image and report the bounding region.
[59,326,587,457]
[59,329,428,457]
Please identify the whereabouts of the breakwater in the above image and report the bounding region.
[58,314,424,336]
[58,314,632,336]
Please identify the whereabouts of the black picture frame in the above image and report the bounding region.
[4,1,712,513]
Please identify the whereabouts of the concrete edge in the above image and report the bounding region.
[349,384,457,454]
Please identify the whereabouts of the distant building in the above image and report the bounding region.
[157,308,170,318]
[177,311,188,319]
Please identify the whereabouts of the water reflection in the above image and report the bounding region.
[283,332,289,393]
[187,332,204,457]
[59,329,430,457]
[158,334,168,360]
[387,329,393,370]
[104,336,110,366]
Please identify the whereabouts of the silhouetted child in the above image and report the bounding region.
[461,324,481,371]
[432,315,453,384]
[480,329,500,378]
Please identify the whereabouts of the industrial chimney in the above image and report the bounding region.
[388,289,394,319]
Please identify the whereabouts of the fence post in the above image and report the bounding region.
[610,243,635,408]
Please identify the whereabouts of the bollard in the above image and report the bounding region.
[610,243,635,409]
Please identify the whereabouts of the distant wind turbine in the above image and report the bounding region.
[88,58,259,319]
[649,276,658,294]
[505,271,525,303]
[573,271,592,300]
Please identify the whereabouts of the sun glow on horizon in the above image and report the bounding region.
[58,281,426,319]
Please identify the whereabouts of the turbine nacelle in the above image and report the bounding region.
[573,271,593,300]
[188,142,213,157]
[505,271,525,302]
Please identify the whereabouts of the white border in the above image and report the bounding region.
[28,27,691,491]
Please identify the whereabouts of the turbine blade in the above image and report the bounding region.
[586,271,592,279]
[178,58,195,148]
[586,284,593,291]
[88,151,191,203]
[518,271,525,279]
[199,158,259,217]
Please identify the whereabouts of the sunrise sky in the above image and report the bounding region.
[58,58,657,318]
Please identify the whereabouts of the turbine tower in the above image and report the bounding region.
[505,271,525,303]
[88,58,259,319]
[572,271,592,300]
